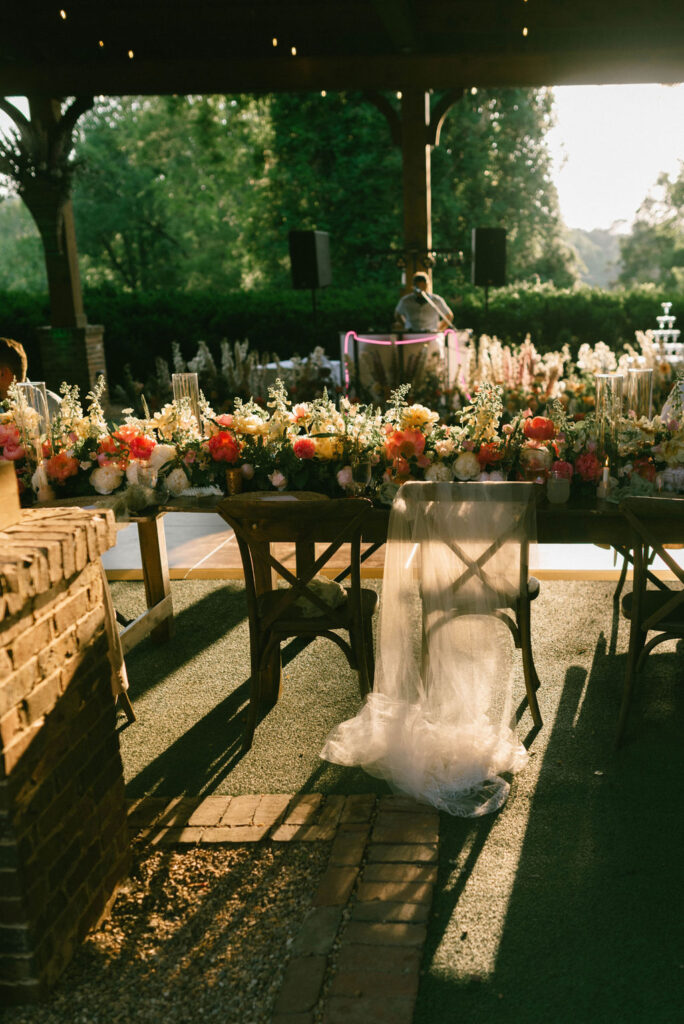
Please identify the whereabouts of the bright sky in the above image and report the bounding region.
[547,83,684,233]
[3,86,684,234]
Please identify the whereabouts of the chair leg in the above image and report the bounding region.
[518,597,542,729]
[613,549,629,603]
[117,690,136,724]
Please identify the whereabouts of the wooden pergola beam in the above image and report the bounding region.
[2,47,684,96]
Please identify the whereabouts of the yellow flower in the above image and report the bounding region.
[234,413,268,436]
[400,404,440,433]
[314,436,343,460]
[658,438,684,466]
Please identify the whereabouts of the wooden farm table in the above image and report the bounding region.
[44,493,681,654]
[121,494,684,652]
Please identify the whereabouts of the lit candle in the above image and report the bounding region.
[597,458,610,501]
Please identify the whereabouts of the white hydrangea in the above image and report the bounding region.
[148,443,177,470]
[90,465,124,495]
[453,451,481,480]
[166,467,190,496]
[425,462,453,482]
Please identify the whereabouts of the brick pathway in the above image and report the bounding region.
[127,792,439,1023]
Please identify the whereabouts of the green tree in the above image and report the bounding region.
[432,88,577,288]
[264,91,403,288]
[618,166,684,288]
[72,95,273,291]
[0,196,46,291]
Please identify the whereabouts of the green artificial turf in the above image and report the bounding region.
[112,577,684,1024]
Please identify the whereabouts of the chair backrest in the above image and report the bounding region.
[620,495,684,631]
[398,480,536,611]
[218,494,373,624]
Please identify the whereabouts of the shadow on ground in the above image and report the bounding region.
[415,590,684,1024]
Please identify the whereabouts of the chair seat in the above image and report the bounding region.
[258,586,379,638]
[621,589,684,635]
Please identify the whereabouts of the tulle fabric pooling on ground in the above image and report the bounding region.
[321,481,535,817]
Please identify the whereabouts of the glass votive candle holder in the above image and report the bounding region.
[626,367,653,419]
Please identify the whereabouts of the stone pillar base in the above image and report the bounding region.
[37,325,107,397]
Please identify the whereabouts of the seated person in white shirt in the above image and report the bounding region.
[393,273,454,333]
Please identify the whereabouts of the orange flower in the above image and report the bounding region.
[523,417,555,441]
[384,429,426,462]
[45,452,79,483]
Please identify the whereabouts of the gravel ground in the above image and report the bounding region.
[3,843,330,1024]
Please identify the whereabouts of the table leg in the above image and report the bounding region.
[252,540,282,707]
[137,515,173,644]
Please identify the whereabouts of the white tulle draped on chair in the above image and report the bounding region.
[321,481,536,817]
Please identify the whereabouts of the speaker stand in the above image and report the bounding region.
[310,287,319,345]
[484,284,489,316]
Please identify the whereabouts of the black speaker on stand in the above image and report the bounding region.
[289,230,332,343]
[471,228,506,313]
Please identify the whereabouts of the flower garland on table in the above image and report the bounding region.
[2,374,684,509]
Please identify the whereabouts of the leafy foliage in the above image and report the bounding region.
[619,164,684,288]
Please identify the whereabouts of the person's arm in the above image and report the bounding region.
[435,296,454,330]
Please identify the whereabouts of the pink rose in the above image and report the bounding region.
[550,460,573,480]
[574,452,602,483]
[1,442,25,461]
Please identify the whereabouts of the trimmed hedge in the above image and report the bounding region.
[1,282,680,388]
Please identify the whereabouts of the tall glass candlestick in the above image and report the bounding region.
[626,367,653,419]
[172,372,202,433]
[595,372,623,462]
[15,381,50,462]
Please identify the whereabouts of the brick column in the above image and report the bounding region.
[0,508,129,1004]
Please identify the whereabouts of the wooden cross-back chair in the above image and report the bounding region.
[417,482,543,729]
[617,495,684,745]
[218,493,378,750]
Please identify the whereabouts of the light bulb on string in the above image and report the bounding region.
[272,37,278,47]
[290,45,297,56]
[128,49,134,59]
[522,26,528,37]
[59,9,67,19]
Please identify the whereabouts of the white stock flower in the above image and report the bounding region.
[90,465,124,495]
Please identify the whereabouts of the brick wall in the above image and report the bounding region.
[0,508,130,1004]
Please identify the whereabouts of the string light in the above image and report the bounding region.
[320,90,327,97]
[272,37,278,47]
[522,26,529,36]
[128,49,134,59]
[98,40,104,48]
[396,91,402,99]
[290,45,297,55]
[471,86,478,95]
[59,8,67,19]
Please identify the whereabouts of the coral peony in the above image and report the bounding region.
[207,431,240,463]
[476,442,502,467]
[45,452,79,483]
[128,435,156,461]
[1,442,25,462]
[293,437,316,460]
[384,429,426,462]
[523,417,556,441]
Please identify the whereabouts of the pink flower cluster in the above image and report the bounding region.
[0,422,25,462]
